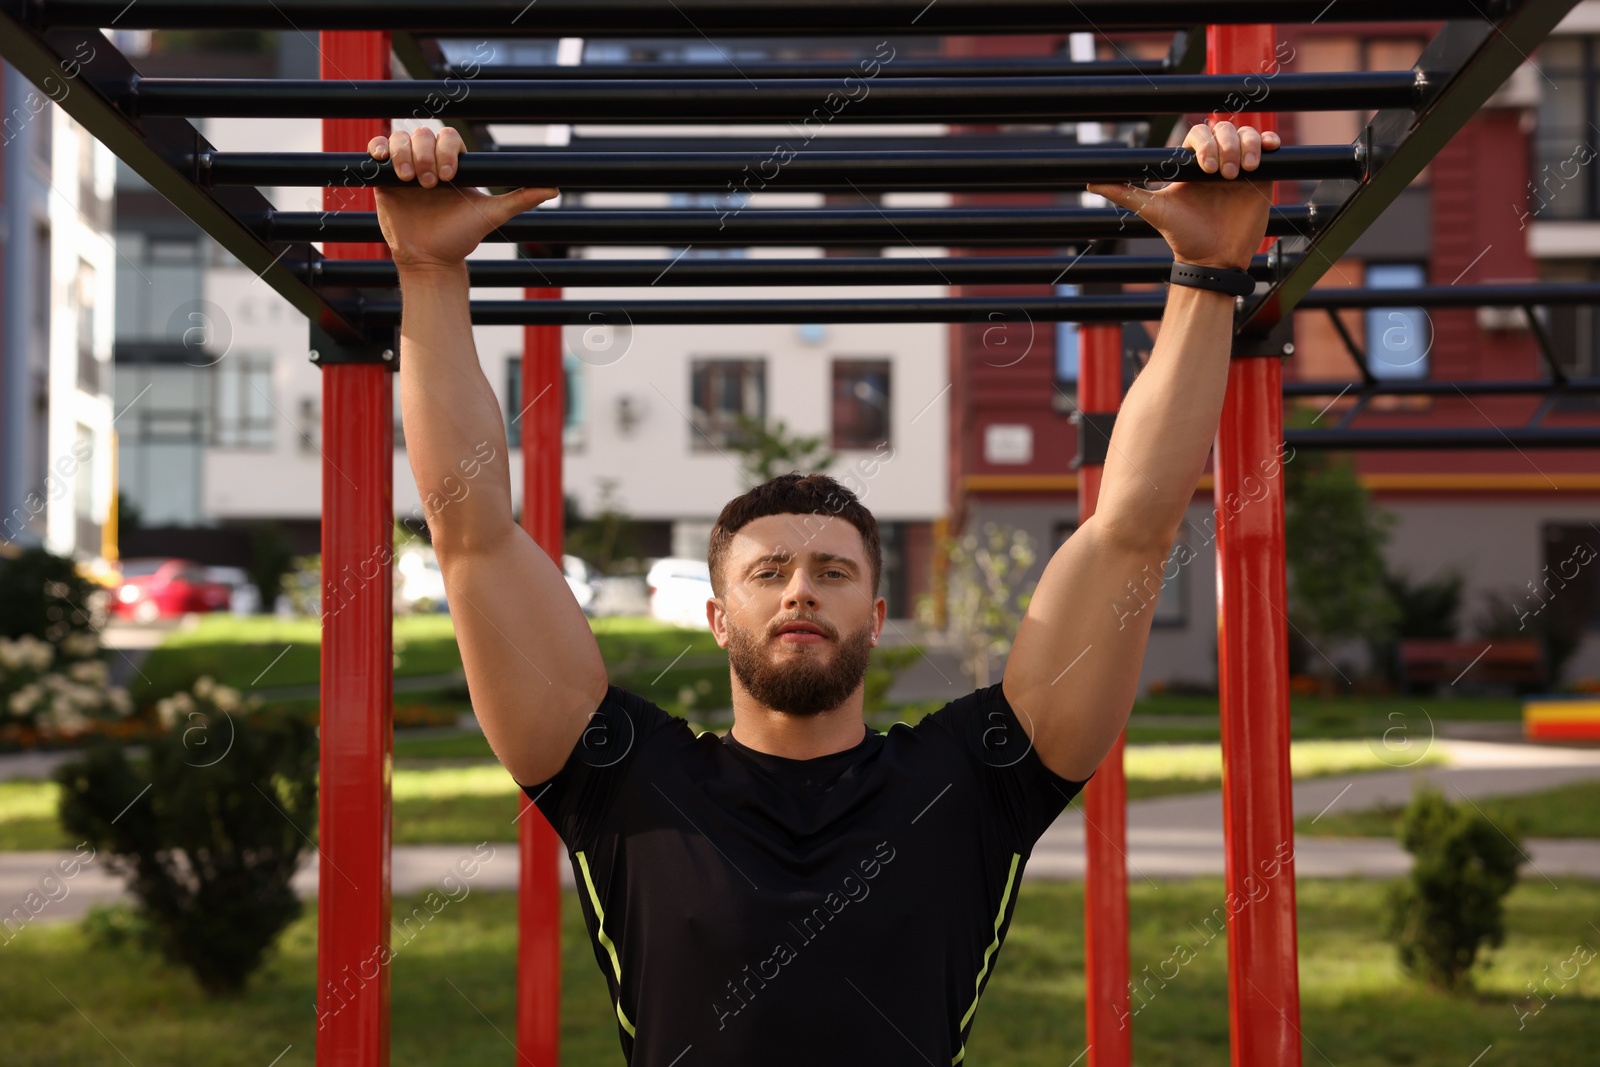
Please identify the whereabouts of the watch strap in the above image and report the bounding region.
[1169,261,1255,297]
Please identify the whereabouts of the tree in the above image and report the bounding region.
[1365,565,1465,686]
[729,414,837,486]
[245,521,296,615]
[917,522,1037,688]
[564,478,646,575]
[1387,785,1522,992]
[1283,441,1398,692]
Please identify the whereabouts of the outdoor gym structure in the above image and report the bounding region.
[2,1,1596,1064]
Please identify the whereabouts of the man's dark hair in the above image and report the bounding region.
[707,472,881,599]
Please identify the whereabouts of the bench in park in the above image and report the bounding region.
[1398,638,1545,694]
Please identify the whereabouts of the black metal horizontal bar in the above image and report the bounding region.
[252,205,1323,245]
[542,135,1127,155]
[348,279,1600,326]
[1300,283,1600,308]
[201,145,1363,191]
[309,254,1274,288]
[442,58,1170,80]
[1284,377,1600,397]
[33,0,1495,34]
[132,72,1418,121]
[352,294,1170,327]
[1284,428,1600,450]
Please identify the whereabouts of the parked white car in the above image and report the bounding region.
[564,554,602,615]
[396,549,448,612]
[203,565,260,615]
[646,557,713,629]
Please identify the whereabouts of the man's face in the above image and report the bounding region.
[711,513,885,717]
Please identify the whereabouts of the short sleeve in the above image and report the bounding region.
[922,681,1094,850]
[521,685,673,849]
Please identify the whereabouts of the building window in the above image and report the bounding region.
[115,234,203,343]
[213,354,275,449]
[690,358,765,450]
[1542,523,1600,632]
[1364,263,1430,380]
[1055,284,1081,386]
[1151,541,1188,627]
[76,122,110,233]
[831,359,891,449]
[1543,264,1600,411]
[505,352,584,448]
[34,223,52,353]
[35,102,52,168]
[74,424,94,517]
[75,259,98,394]
[1534,37,1600,222]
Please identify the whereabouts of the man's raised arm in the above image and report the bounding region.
[370,128,607,787]
[1001,122,1280,782]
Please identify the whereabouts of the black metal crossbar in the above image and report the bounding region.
[198,145,1365,190]
[128,72,1420,121]
[307,254,1275,288]
[29,0,1496,34]
[250,205,1325,245]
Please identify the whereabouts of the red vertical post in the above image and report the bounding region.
[518,286,564,1065]
[1078,324,1130,1066]
[1207,25,1304,1067]
[316,31,393,1067]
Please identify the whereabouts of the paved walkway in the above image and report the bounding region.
[9,739,1600,924]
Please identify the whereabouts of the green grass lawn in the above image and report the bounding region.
[0,739,1453,849]
[133,614,468,702]
[1135,693,1524,722]
[1300,778,1600,839]
[136,615,1526,730]
[4,878,1598,1066]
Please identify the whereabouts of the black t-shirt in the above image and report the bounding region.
[526,681,1092,1067]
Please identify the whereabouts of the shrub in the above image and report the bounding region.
[55,678,318,996]
[0,545,104,643]
[1386,785,1523,991]
[918,522,1037,689]
[1,634,134,742]
[279,554,322,616]
[863,645,920,713]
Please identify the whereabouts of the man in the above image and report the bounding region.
[370,118,1278,1066]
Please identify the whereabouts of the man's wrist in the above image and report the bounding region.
[397,259,470,284]
[1179,257,1251,271]
[1165,281,1237,306]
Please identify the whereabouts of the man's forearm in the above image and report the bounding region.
[1092,284,1237,551]
[397,262,516,553]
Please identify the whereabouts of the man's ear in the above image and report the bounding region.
[708,597,729,647]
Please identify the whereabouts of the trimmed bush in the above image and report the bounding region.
[1386,785,1523,991]
[55,683,318,996]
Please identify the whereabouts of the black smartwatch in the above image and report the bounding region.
[1169,260,1256,297]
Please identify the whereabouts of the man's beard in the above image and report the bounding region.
[725,614,875,717]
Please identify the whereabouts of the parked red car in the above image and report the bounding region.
[112,558,233,623]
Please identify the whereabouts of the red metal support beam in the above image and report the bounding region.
[1078,323,1131,1066]
[315,30,393,1067]
[518,287,565,1064]
[1208,24,1305,1067]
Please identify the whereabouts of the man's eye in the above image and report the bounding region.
[824,569,847,579]
[754,570,778,580]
